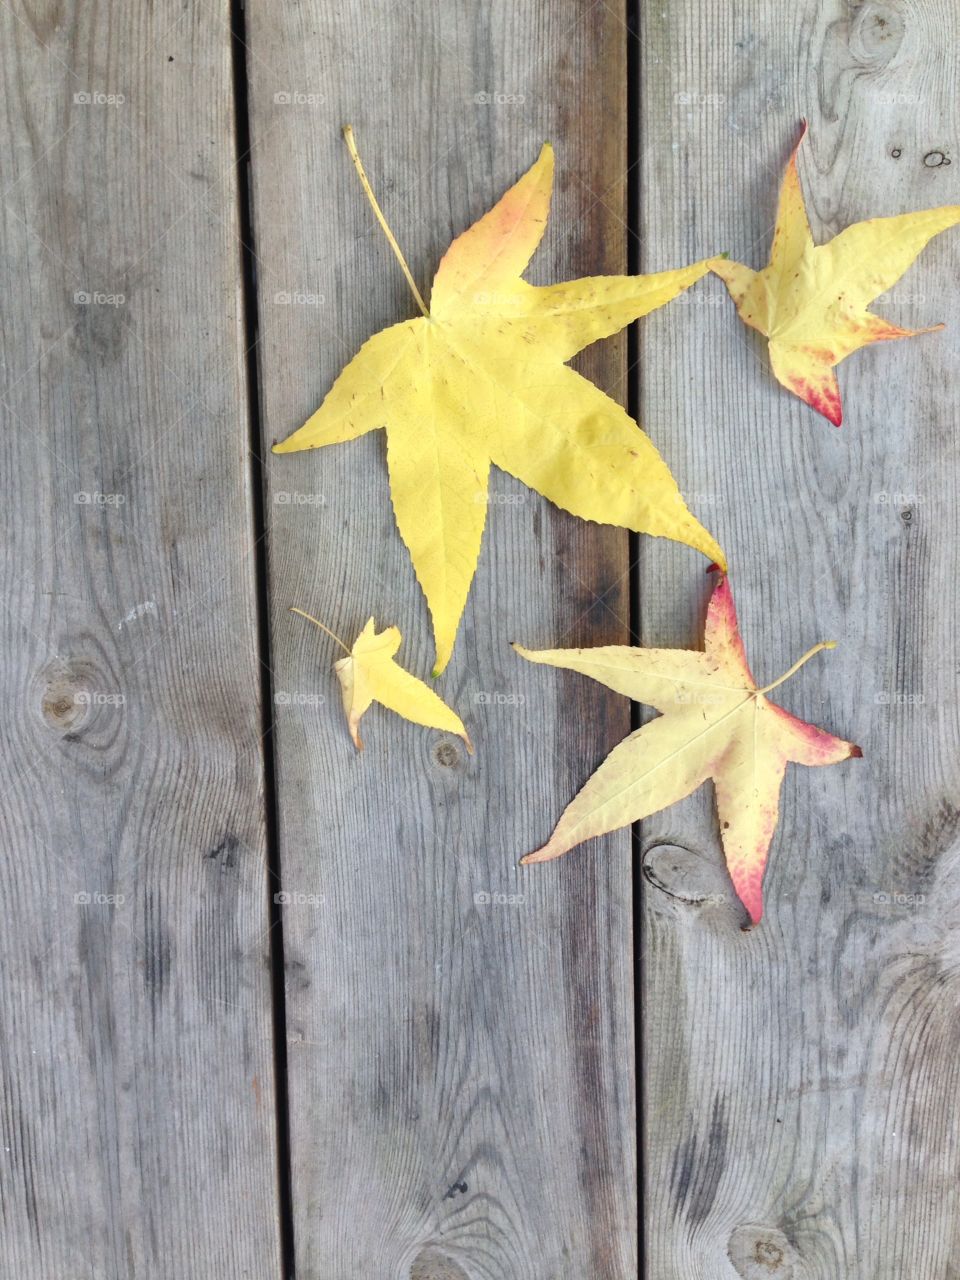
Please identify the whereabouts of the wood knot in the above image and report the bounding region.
[40,670,89,732]
[205,834,241,872]
[35,658,126,748]
[923,150,951,168]
[409,1247,470,1280]
[755,1241,785,1267]
[433,741,460,768]
[728,1224,797,1278]
[642,840,738,918]
[850,4,905,62]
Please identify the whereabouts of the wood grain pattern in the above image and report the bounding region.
[0,3,281,1276]
[3,1,953,1272]
[636,2,960,1276]
[245,1,637,1275]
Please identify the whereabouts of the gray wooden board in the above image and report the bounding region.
[0,3,281,1276]
[246,0,638,1275]
[637,2,960,1277]
[4,0,954,1273]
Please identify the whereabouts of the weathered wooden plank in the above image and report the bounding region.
[246,1,637,1274]
[0,4,281,1276]
[637,2,960,1276]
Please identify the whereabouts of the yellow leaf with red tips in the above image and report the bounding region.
[514,571,860,926]
[711,123,960,425]
[292,609,472,754]
[274,130,726,673]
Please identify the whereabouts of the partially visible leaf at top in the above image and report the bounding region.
[711,122,960,425]
[275,130,726,673]
[292,609,472,753]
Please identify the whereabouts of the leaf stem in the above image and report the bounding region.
[290,607,351,654]
[757,641,836,695]
[342,124,430,318]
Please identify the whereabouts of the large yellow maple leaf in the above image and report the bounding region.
[515,571,861,925]
[275,130,725,673]
[711,123,960,425]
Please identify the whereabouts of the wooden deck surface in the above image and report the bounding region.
[2,1,959,1277]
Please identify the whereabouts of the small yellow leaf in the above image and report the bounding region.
[293,609,472,753]
[711,121,960,424]
[514,571,860,926]
[275,134,726,672]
